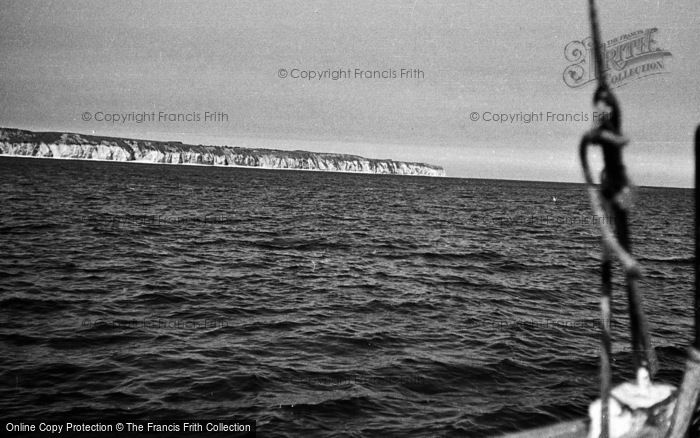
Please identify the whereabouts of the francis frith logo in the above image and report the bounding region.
[563,27,672,88]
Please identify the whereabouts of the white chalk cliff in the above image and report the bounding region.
[0,128,445,177]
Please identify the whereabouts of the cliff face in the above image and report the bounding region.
[0,128,445,177]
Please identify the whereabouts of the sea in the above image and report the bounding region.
[0,156,696,437]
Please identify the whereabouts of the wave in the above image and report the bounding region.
[639,255,694,265]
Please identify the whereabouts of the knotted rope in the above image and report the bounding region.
[579,1,658,436]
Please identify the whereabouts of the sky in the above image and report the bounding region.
[1,0,698,187]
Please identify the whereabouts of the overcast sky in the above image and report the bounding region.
[1,0,698,186]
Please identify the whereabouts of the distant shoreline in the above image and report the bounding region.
[0,153,450,178]
[0,127,446,177]
[1,154,690,191]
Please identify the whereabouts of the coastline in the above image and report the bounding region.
[0,127,446,178]
[0,153,447,178]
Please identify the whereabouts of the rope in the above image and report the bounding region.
[665,125,700,438]
[580,3,658,380]
[588,0,607,89]
[580,1,659,436]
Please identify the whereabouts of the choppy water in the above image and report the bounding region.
[0,156,696,437]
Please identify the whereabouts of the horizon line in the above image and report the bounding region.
[1,124,693,189]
